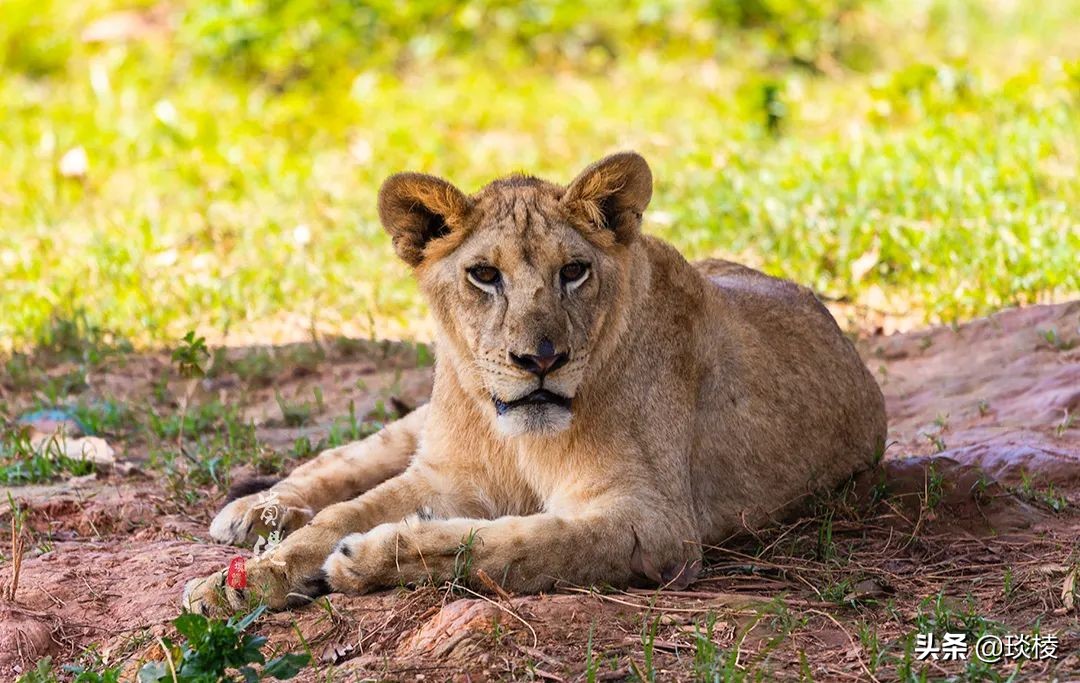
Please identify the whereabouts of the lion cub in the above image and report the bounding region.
[184,152,886,614]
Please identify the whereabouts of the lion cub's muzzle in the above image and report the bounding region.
[491,338,576,436]
[491,386,575,437]
[493,388,572,415]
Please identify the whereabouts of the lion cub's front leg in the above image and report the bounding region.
[185,471,435,616]
[209,405,427,546]
[323,505,702,595]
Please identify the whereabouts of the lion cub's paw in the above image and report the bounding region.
[209,488,313,547]
[182,559,304,616]
[322,531,384,595]
[181,569,247,618]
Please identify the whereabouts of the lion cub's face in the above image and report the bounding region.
[379,153,652,437]
[415,187,609,437]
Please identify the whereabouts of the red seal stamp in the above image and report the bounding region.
[226,556,247,589]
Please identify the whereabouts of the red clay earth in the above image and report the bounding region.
[1,302,1078,681]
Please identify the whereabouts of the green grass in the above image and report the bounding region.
[2,1,1079,351]
[16,655,125,683]
[1015,471,1070,513]
[0,430,96,484]
[147,404,281,504]
[692,612,744,682]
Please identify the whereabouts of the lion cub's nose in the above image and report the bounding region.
[509,338,568,378]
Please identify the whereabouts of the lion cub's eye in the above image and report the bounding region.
[467,265,502,290]
[559,262,590,289]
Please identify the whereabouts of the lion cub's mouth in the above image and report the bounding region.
[493,389,572,415]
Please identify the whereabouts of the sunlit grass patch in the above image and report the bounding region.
[1,1,1078,350]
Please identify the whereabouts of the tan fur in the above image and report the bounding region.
[184,152,886,614]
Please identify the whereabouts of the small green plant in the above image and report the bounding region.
[415,342,435,367]
[815,509,836,562]
[322,400,380,448]
[1039,483,1068,513]
[960,654,1024,682]
[488,617,508,645]
[1002,567,1015,602]
[1038,327,1077,351]
[924,463,946,509]
[138,606,309,682]
[13,656,122,683]
[913,592,1001,638]
[449,529,479,593]
[172,331,210,379]
[884,599,903,623]
[895,633,922,683]
[870,477,891,505]
[763,597,801,634]
[923,431,947,453]
[281,401,385,464]
[584,623,599,683]
[290,435,318,459]
[857,622,885,676]
[71,400,132,437]
[65,664,124,683]
[821,575,855,605]
[1015,472,1069,513]
[16,657,57,683]
[798,650,813,682]
[693,611,743,682]
[281,344,325,376]
[274,390,314,427]
[760,80,786,137]
[629,615,660,683]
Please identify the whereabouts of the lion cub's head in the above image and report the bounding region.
[378,152,652,437]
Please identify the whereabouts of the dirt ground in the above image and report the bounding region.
[1,302,1078,681]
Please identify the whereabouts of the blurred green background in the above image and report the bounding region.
[1,0,1078,350]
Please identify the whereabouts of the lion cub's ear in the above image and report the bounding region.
[562,151,652,244]
[378,173,471,267]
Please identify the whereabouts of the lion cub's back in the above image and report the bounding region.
[691,258,887,538]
